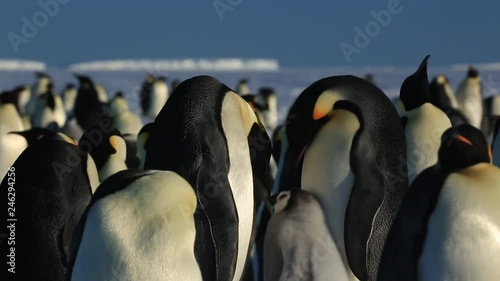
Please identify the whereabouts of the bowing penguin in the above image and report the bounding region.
[144,75,271,281]
[68,170,202,281]
[273,75,408,280]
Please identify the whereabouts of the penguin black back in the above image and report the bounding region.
[144,75,240,281]
[73,75,108,130]
[0,138,93,281]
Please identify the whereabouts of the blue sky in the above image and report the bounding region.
[0,0,498,67]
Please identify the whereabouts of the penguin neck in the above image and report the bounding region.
[98,155,127,182]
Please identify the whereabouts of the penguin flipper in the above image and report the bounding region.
[377,166,447,281]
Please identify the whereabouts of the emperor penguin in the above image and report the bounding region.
[25,71,52,117]
[144,75,271,281]
[480,95,500,141]
[455,66,483,129]
[61,83,77,117]
[378,124,500,281]
[140,75,169,118]
[73,75,109,131]
[32,84,67,129]
[258,87,279,132]
[0,103,28,179]
[0,86,31,115]
[236,78,250,95]
[67,170,202,281]
[0,137,97,281]
[429,75,468,127]
[79,125,127,182]
[398,56,451,183]
[491,119,500,166]
[109,92,143,138]
[264,190,349,281]
[273,75,409,281]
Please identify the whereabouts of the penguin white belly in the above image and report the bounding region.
[405,103,451,183]
[63,89,77,116]
[98,155,127,182]
[72,172,202,281]
[264,96,278,131]
[221,94,255,281]
[301,110,360,281]
[147,83,168,118]
[114,111,143,137]
[0,134,28,179]
[418,164,500,281]
[53,96,67,128]
[456,84,483,128]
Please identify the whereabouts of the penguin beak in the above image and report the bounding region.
[454,134,473,146]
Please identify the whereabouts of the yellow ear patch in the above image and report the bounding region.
[109,135,121,151]
[313,90,342,120]
[57,132,78,145]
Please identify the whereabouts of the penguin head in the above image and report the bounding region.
[467,66,480,79]
[399,55,431,112]
[137,122,154,168]
[438,124,491,171]
[271,189,323,219]
[364,73,375,84]
[65,83,76,90]
[79,126,126,170]
[74,74,95,89]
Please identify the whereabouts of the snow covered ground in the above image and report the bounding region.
[1,61,499,125]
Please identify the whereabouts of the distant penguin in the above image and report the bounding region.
[26,71,52,117]
[0,138,96,281]
[429,75,468,127]
[144,75,271,281]
[241,94,267,126]
[73,75,109,131]
[136,123,153,169]
[364,73,376,86]
[492,119,500,166]
[79,125,127,182]
[398,56,451,183]
[68,170,202,281]
[171,79,181,89]
[456,66,483,129]
[62,83,77,117]
[273,75,409,281]
[0,103,28,179]
[378,124,500,281]
[236,78,250,95]
[480,95,500,140]
[109,92,143,138]
[140,75,169,118]
[258,87,279,132]
[264,190,349,281]
[32,84,67,129]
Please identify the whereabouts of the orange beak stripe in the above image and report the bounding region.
[455,135,473,146]
[313,109,329,120]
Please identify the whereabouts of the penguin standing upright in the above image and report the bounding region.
[108,92,143,138]
[140,75,169,118]
[236,78,250,95]
[68,170,202,281]
[456,66,483,129]
[32,84,67,129]
[429,75,468,127]
[378,124,500,281]
[273,75,408,281]
[144,75,271,281]
[398,56,451,183]
[258,87,279,132]
[264,189,349,281]
[0,138,97,281]
[62,83,77,117]
[73,75,109,131]
[26,72,52,117]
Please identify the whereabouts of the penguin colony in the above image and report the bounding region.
[0,56,499,281]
